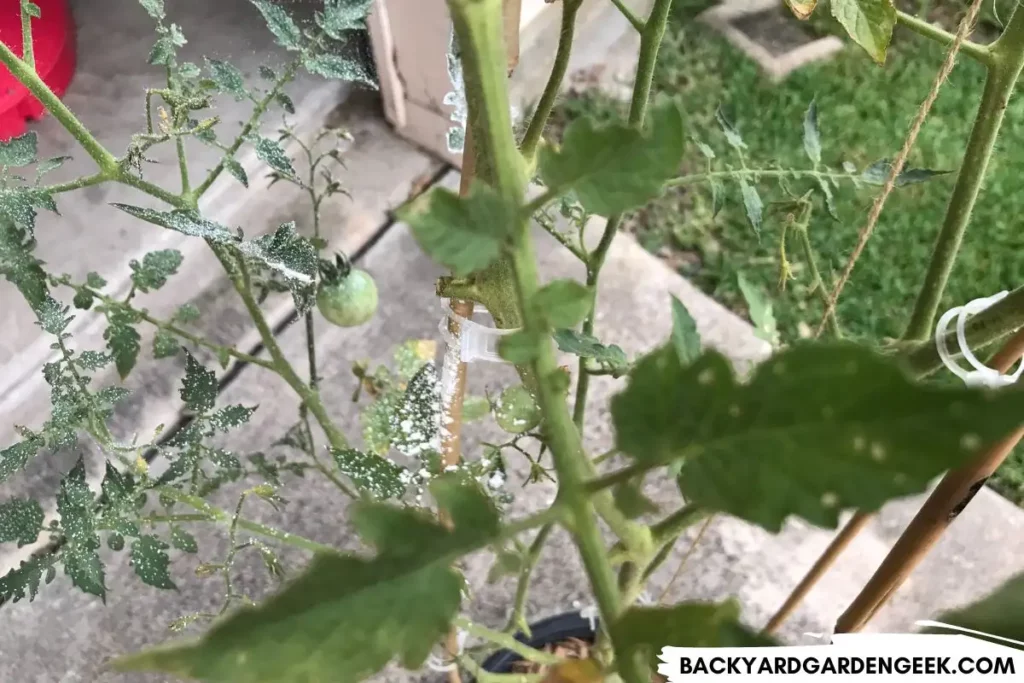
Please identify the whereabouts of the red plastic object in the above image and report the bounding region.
[0,0,76,140]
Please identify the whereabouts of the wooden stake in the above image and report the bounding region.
[762,512,872,635]
[442,3,521,679]
[765,325,1024,635]
[833,326,1024,634]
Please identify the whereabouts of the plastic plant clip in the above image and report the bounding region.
[426,628,468,673]
[438,300,518,364]
[935,291,1024,388]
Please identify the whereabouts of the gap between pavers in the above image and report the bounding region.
[4,167,1021,681]
[0,92,443,578]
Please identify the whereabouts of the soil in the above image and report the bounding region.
[730,8,819,57]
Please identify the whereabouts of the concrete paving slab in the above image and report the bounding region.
[2,169,1022,682]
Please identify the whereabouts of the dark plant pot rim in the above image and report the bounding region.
[474,610,599,676]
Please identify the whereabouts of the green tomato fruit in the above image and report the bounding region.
[494,385,541,434]
[316,269,379,328]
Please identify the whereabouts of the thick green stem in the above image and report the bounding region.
[519,0,583,162]
[896,10,992,65]
[903,9,1024,340]
[902,283,1024,375]
[455,617,563,666]
[0,40,116,172]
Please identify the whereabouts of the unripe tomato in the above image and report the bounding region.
[316,254,378,328]
[494,384,541,434]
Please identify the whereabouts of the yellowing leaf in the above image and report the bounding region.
[830,0,896,64]
[541,659,603,683]
[785,0,817,20]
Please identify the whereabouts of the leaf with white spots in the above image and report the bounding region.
[153,330,179,359]
[612,342,1024,531]
[180,350,218,415]
[208,405,257,433]
[204,58,247,100]
[0,554,58,603]
[0,499,44,546]
[113,476,499,682]
[250,0,303,50]
[0,435,43,484]
[393,364,441,459]
[104,307,142,380]
[332,448,407,500]
[250,134,294,176]
[0,132,38,167]
[130,249,183,293]
[57,458,106,598]
[131,535,177,589]
[170,527,199,554]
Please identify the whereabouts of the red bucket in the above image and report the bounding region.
[0,0,76,140]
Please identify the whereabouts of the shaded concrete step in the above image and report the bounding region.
[0,95,442,578]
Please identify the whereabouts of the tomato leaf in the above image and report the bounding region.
[612,342,1024,531]
[923,572,1024,647]
[830,0,896,64]
[112,477,499,683]
[670,295,701,365]
[614,600,775,671]
[533,279,593,328]
[539,97,685,216]
[399,182,518,277]
[0,499,44,547]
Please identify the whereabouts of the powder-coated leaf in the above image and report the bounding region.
[130,535,177,589]
[0,499,44,546]
[180,350,217,415]
[57,459,106,598]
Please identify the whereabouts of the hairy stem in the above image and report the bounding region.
[20,0,35,70]
[519,0,583,162]
[573,0,674,431]
[903,7,1024,340]
[194,59,302,198]
[155,487,337,554]
[0,40,117,172]
[504,522,554,634]
[896,10,991,64]
[610,0,645,32]
[227,250,351,452]
[455,617,563,666]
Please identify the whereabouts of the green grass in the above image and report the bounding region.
[554,12,1024,504]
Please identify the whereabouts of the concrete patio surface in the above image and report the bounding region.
[0,1,1022,682]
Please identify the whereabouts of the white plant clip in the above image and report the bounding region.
[425,628,468,673]
[438,300,518,364]
[579,604,600,632]
[935,290,1024,388]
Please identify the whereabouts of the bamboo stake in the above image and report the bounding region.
[762,512,872,634]
[441,3,522,678]
[832,326,1024,634]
